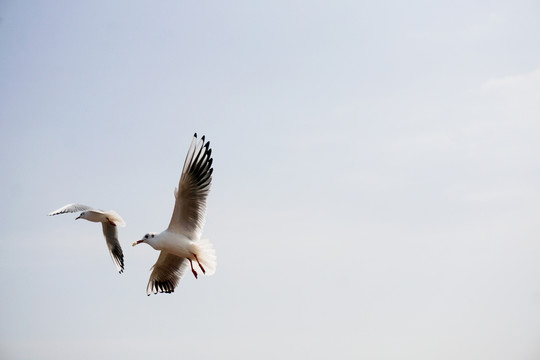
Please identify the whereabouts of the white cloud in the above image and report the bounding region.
[467,66,540,129]
[481,67,540,92]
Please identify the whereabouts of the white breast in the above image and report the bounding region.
[154,231,194,258]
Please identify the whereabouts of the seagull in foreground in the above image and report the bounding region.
[132,133,216,295]
[48,204,126,273]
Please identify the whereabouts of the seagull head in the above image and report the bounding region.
[75,212,86,220]
[132,233,156,247]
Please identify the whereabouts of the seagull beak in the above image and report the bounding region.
[75,215,82,220]
[132,240,144,247]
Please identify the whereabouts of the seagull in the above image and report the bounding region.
[48,204,126,273]
[133,133,216,295]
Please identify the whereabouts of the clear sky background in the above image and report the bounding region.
[1,1,540,359]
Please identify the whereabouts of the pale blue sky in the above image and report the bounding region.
[1,1,540,359]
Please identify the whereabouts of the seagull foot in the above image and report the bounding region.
[189,259,198,279]
[194,254,206,274]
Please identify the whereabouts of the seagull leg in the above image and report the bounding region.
[194,254,206,274]
[189,259,198,279]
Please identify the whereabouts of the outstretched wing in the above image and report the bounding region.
[48,203,94,216]
[167,133,213,239]
[101,222,125,273]
[146,251,189,295]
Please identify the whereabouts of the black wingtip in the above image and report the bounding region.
[194,132,197,138]
[201,135,206,142]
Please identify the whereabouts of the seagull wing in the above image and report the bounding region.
[48,203,95,216]
[146,251,189,295]
[101,222,125,273]
[167,133,213,239]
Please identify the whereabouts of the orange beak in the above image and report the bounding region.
[132,240,144,247]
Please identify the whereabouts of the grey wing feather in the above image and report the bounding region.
[48,203,95,216]
[167,134,213,239]
[146,252,189,295]
[101,222,125,273]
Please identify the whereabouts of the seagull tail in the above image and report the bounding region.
[193,238,217,276]
[106,210,126,227]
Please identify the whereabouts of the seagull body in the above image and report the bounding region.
[48,204,126,273]
[133,133,216,295]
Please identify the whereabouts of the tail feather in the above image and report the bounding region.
[194,238,216,275]
[106,210,126,227]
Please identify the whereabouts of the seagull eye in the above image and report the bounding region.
[151,234,154,238]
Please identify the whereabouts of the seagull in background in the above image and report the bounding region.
[133,133,216,295]
[48,204,126,273]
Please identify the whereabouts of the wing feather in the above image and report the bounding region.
[102,223,125,273]
[48,203,95,216]
[167,134,213,239]
[146,252,189,295]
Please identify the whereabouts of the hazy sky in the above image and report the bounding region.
[1,1,540,359]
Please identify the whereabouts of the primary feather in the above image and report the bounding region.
[168,134,213,240]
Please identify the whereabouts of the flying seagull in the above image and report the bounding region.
[133,133,216,295]
[48,204,126,273]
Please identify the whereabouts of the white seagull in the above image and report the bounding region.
[48,204,126,273]
[133,133,216,295]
